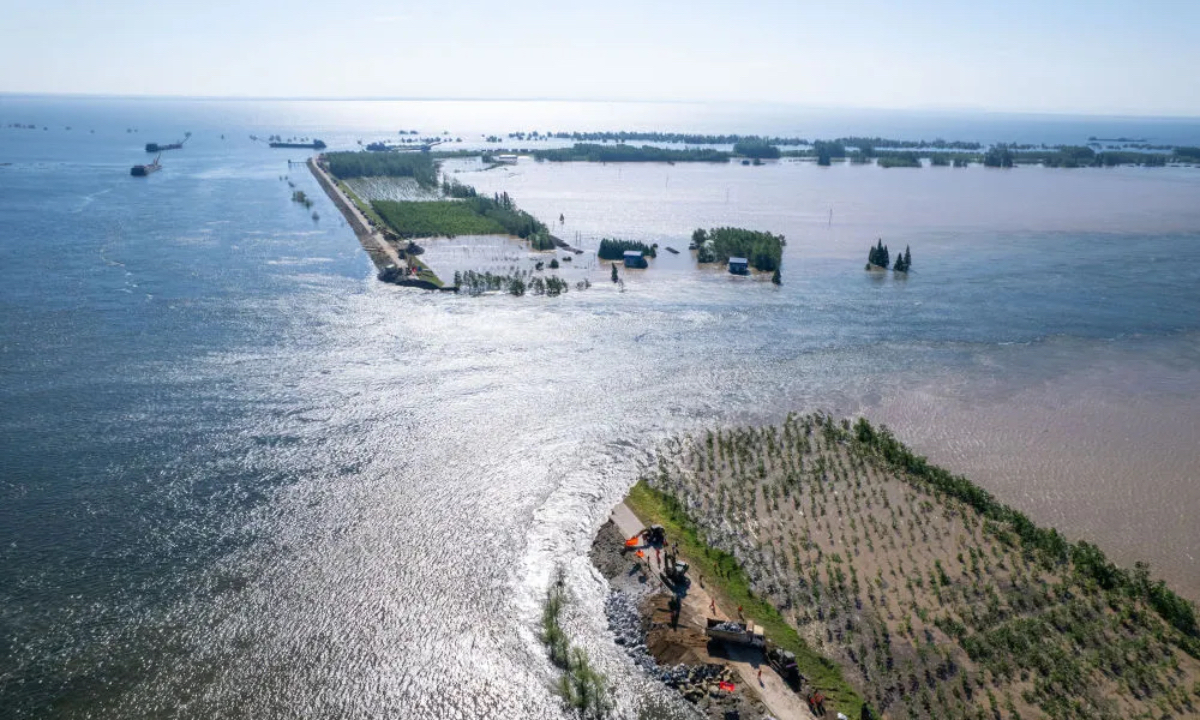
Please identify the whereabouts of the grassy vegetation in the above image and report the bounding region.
[639,413,1200,720]
[462,192,552,246]
[408,256,444,288]
[533,143,730,163]
[372,200,508,238]
[625,479,867,718]
[334,178,388,229]
[542,571,613,718]
[876,153,922,168]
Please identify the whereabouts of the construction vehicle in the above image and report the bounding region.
[642,524,665,546]
[705,618,765,648]
[765,643,803,690]
[660,544,690,590]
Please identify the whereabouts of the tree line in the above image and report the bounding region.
[851,417,1198,651]
[532,143,730,163]
[324,151,438,187]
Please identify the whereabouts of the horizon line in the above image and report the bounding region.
[3,91,1200,121]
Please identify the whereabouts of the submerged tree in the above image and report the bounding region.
[611,263,619,283]
[867,239,890,269]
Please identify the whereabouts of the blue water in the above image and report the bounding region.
[2,97,1200,719]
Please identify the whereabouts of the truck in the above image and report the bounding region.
[705,618,765,648]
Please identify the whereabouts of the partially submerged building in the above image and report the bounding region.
[624,250,648,268]
[729,257,749,275]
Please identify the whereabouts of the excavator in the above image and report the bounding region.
[660,543,690,590]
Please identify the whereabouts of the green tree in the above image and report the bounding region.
[983,145,1014,168]
[772,267,782,285]
[734,138,782,159]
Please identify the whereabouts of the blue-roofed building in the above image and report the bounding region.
[624,250,647,269]
[729,257,749,275]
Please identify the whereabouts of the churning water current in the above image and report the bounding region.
[2,98,1200,719]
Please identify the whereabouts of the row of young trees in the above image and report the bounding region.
[324,151,438,187]
[851,417,1198,647]
[648,412,1200,719]
[866,239,912,272]
[453,270,573,297]
[441,178,477,198]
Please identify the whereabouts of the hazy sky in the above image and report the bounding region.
[3,0,1198,116]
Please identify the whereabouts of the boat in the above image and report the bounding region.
[146,133,189,153]
[131,155,161,176]
[269,139,327,149]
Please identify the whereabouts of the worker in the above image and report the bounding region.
[737,604,743,619]
[710,598,716,613]
[757,667,763,683]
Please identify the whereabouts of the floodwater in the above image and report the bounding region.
[2,97,1200,719]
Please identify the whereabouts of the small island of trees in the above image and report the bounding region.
[867,239,912,272]
[693,227,784,272]
[598,238,657,260]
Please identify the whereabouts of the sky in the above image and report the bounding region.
[2,0,1198,116]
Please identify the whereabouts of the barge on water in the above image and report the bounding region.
[146,133,189,153]
[270,139,326,149]
[131,155,161,176]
